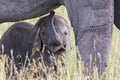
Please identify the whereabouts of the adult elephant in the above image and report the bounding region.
[0,0,117,78]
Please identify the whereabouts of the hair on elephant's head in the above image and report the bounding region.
[34,11,71,57]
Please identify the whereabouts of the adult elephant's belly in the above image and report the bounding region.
[0,0,61,23]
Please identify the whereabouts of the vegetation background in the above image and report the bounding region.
[0,6,120,80]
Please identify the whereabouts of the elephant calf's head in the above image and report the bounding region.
[35,11,71,59]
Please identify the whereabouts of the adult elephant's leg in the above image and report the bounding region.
[114,0,120,30]
[64,0,114,77]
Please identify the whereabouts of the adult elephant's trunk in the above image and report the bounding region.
[63,0,114,78]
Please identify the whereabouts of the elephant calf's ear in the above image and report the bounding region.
[33,38,43,53]
[34,11,55,29]
[34,18,45,29]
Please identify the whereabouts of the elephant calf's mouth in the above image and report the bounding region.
[48,45,66,55]
[54,45,66,54]
[56,47,65,53]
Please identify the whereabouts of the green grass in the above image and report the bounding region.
[0,6,120,80]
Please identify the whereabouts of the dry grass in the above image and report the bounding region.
[0,6,120,80]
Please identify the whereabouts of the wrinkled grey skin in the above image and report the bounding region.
[0,11,71,69]
[0,0,117,78]
[36,12,71,53]
[35,11,71,67]
[0,0,61,23]
[0,22,37,69]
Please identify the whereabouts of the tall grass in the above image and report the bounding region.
[0,6,120,80]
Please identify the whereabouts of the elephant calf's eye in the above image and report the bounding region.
[64,32,67,35]
[41,31,45,36]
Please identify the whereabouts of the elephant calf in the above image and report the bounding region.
[0,11,71,71]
